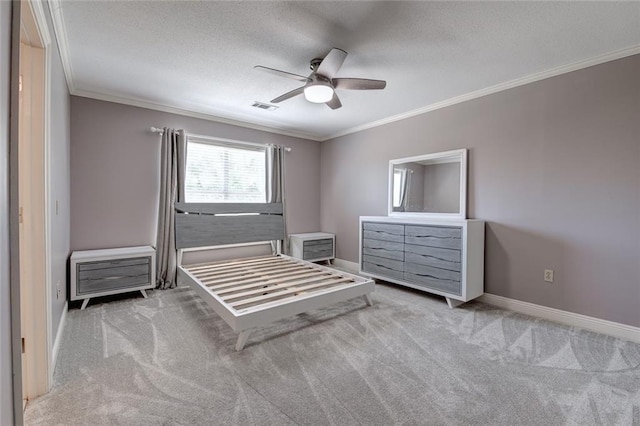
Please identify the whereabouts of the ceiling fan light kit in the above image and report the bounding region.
[255,47,386,110]
[304,81,334,103]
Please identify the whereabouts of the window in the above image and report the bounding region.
[184,138,266,203]
[392,170,404,208]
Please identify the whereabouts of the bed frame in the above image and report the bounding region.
[175,202,375,350]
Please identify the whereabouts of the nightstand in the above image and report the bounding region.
[289,232,335,263]
[70,246,156,309]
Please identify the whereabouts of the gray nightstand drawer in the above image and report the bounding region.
[304,238,333,246]
[77,257,151,295]
[303,243,333,260]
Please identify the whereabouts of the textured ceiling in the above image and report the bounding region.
[55,1,640,140]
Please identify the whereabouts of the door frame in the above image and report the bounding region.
[10,0,52,419]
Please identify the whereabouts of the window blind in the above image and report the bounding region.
[184,140,266,203]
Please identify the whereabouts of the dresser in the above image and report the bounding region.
[290,232,335,263]
[359,216,484,307]
[70,246,156,309]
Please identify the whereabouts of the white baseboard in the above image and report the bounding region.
[479,293,640,344]
[335,258,640,344]
[51,301,68,374]
[332,258,360,274]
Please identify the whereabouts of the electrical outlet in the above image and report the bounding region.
[56,280,61,299]
[544,269,554,283]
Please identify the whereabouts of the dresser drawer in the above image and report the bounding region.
[405,261,462,295]
[405,225,462,250]
[362,256,404,281]
[404,272,462,296]
[362,222,404,243]
[362,238,404,261]
[404,244,461,272]
[405,262,460,282]
[77,257,151,295]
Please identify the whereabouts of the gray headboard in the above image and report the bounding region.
[175,202,284,249]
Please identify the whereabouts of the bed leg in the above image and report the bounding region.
[235,330,251,351]
[140,289,148,298]
[362,294,373,306]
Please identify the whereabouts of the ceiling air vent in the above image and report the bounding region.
[252,101,278,111]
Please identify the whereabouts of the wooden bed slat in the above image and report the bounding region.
[186,256,280,272]
[229,277,354,309]
[209,270,319,293]
[220,273,343,301]
[199,264,308,286]
[193,261,295,280]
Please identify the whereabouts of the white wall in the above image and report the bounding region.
[44,0,71,346]
[0,1,15,423]
[0,4,71,421]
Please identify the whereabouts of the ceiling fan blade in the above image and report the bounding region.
[271,86,305,103]
[325,92,342,110]
[316,48,347,78]
[333,78,386,90]
[254,65,311,83]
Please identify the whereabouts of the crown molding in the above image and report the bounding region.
[30,0,51,46]
[47,1,639,143]
[72,89,324,141]
[325,45,640,141]
[48,0,75,93]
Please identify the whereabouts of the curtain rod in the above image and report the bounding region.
[150,127,291,152]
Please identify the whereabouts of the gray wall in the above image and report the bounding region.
[70,97,321,253]
[1,2,14,423]
[321,55,640,327]
[45,0,71,348]
[423,162,460,213]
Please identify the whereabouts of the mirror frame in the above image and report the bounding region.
[388,148,467,219]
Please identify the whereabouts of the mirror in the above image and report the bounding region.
[388,149,467,219]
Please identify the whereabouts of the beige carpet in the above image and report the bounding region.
[25,283,640,425]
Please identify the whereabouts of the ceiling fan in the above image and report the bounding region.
[254,48,386,110]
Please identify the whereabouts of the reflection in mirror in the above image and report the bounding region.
[389,149,467,218]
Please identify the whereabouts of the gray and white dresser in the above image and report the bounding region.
[70,245,156,309]
[359,216,484,307]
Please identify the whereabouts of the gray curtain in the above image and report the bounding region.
[156,128,186,289]
[266,144,286,254]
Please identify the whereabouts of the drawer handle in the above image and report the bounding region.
[412,273,457,284]
[413,253,460,264]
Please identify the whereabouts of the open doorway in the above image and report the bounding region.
[12,0,51,411]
